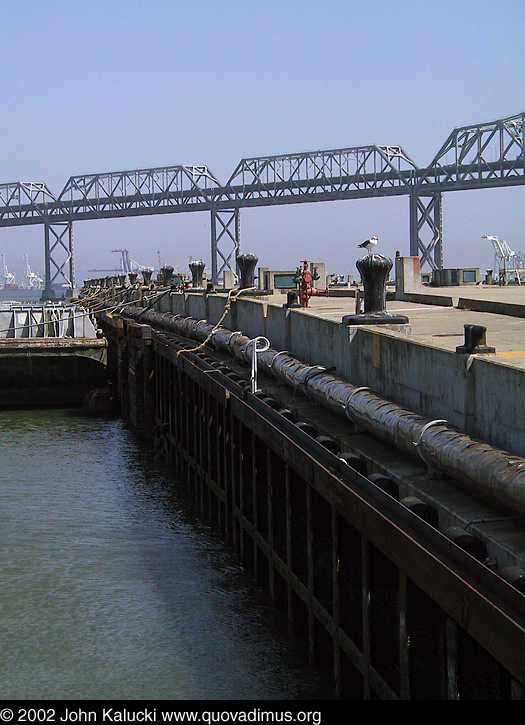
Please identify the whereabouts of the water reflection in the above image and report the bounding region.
[0,409,328,700]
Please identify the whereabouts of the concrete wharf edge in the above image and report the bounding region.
[84,282,525,699]
[144,283,525,459]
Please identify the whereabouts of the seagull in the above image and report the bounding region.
[357,236,378,254]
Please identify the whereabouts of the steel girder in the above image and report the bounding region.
[408,112,525,270]
[0,113,522,283]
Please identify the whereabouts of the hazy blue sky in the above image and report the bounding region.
[0,0,523,282]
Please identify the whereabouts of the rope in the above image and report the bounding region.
[175,287,257,358]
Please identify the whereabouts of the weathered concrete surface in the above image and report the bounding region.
[273,289,525,455]
[457,296,525,318]
[295,287,525,359]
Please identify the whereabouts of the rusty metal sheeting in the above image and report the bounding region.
[117,305,525,518]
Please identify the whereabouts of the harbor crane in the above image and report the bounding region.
[112,249,153,274]
[482,236,524,285]
[23,254,44,289]
[0,255,16,286]
[89,249,153,275]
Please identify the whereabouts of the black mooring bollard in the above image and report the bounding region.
[237,253,258,290]
[189,260,206,288]
[342,253,409,325]
[456,324,496,354]
[357,254,391,314]
[283,290,301,308]
[160,265,174,286]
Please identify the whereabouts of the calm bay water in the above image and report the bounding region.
[0,409,327,701]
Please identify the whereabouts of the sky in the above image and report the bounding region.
[0,0,523,284]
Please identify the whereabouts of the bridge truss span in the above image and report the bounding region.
[54,164,221,221]
[0,112,523,291]
[0,181,56,226]
[419,112,525,191]
[216,144,418,207]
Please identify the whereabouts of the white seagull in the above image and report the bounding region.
[357,236,378,254]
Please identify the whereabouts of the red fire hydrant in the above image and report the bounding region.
[294,261,328,307]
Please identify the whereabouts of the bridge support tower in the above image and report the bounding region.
[409,191,443,272]
[42,221,75,299]
[210,207,241,285]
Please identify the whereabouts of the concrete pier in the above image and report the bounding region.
[83,277,525,700]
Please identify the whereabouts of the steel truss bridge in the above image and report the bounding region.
[0,112,523,292]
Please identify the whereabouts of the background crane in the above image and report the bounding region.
[89,249,154,275]
[482,236,525,284]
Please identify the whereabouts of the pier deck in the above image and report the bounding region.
[288,284,525,365]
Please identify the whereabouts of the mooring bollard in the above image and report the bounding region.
[455,324,496,354]
[189,260,206,288]
[160,265,174,286]
[342,253,409,325]
[237,253,259,290]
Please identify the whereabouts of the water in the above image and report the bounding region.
[0,409,328,701]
